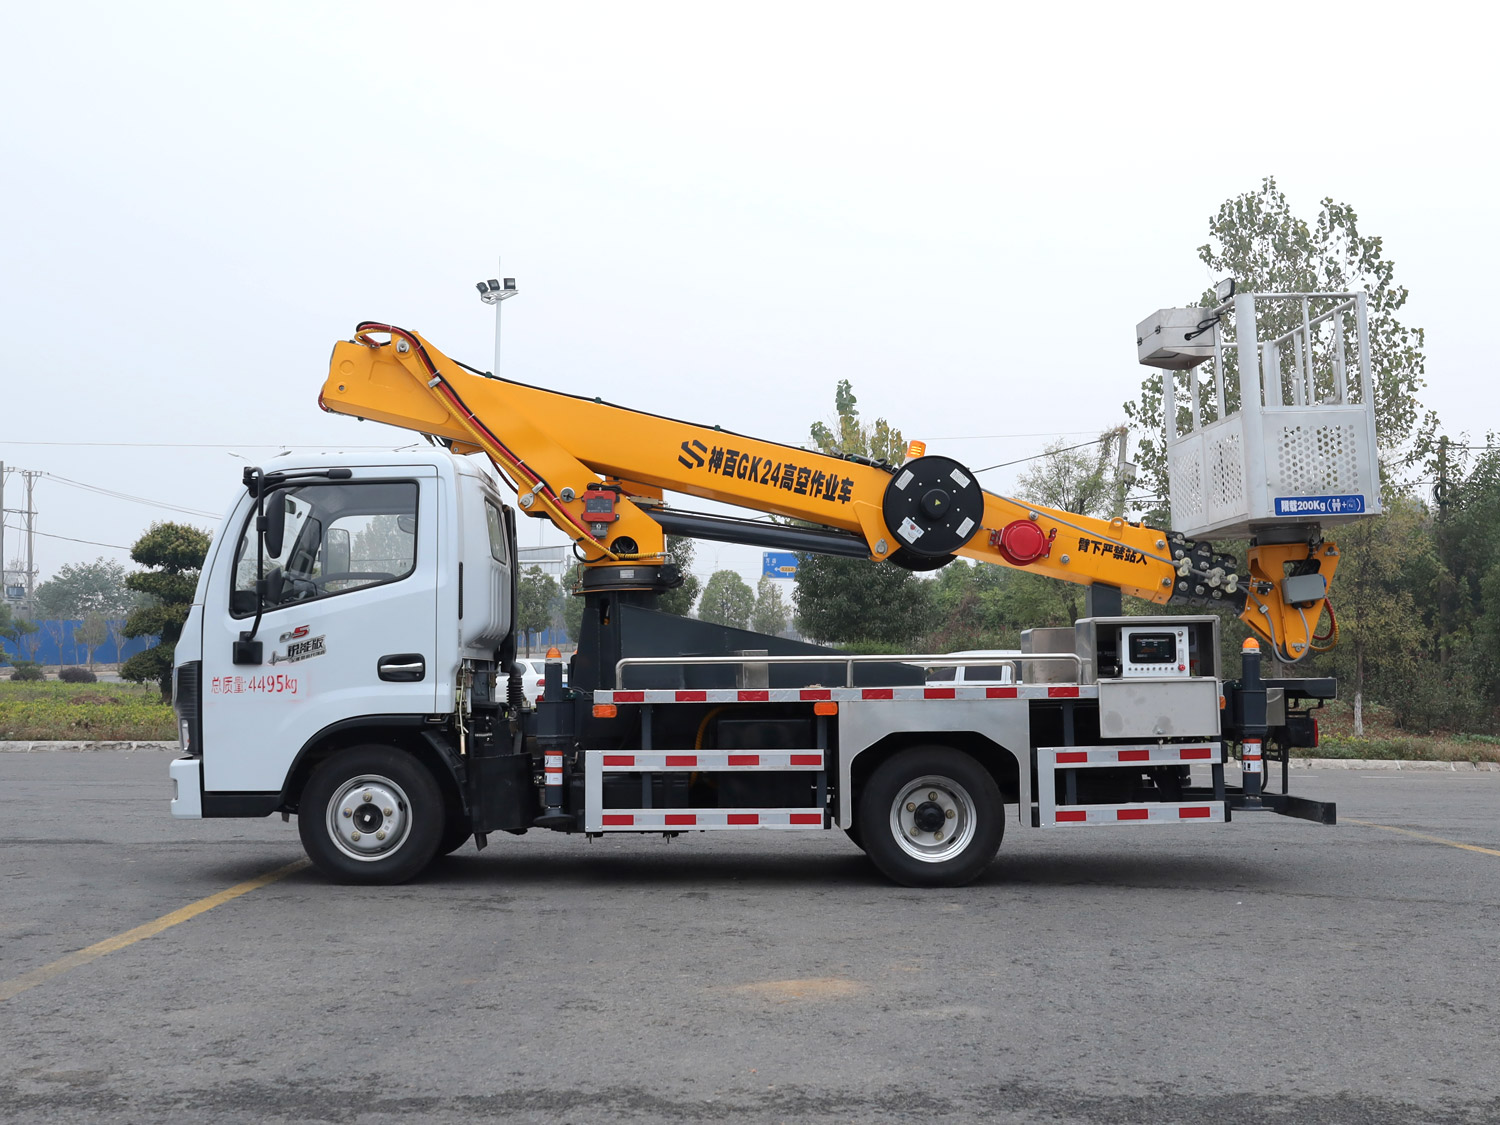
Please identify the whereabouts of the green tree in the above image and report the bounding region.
[72,611,109,671]
[751,576,789,636]
[0,602,38,666]
[1321,498,1435,735]
[1125,176,1437,506]
[793,553,935,648]
[699,570,754,630]
[809,380,905,463]
[517,565,560,656]
[31,557,137,620]
[120,522,212,698]
[32,558,139,662]
[1419,435,1500,728]
[1015,429,1133,519]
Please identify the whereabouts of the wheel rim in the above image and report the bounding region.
[325,773,414,863]
[888,774,977,863]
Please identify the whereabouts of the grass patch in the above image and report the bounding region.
[0,681,176,741]
[1297,734,1500,764]
[1281,697,1500,763]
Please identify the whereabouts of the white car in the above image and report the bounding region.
[514,657,568,705]
[924,650,1019,687]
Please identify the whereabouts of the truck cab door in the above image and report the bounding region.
[198,467,441,796]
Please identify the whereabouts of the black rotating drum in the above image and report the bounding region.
[880,455,985,567]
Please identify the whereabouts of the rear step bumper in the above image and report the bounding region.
[1036,743,1337,828]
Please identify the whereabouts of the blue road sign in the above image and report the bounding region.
[762,551,799,578]
[1273,495,1366,517]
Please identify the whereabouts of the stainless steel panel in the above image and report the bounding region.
[1097,678,1221,739]
[1021,627,1077,684]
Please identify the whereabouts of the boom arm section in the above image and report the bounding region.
[321,323,1323,650]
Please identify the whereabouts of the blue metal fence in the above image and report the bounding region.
[0,620,159,667]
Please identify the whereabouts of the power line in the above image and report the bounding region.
[43,473,220,519]
[972,436,1111,475]
[2,523,130,551]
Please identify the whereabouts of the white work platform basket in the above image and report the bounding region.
[1138,291,1382,540]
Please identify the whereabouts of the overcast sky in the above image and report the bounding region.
[3,1,1495,596]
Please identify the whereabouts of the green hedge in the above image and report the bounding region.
[0,682,176,741]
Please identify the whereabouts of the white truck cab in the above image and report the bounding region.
[172,450,514,821]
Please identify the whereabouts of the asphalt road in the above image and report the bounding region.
[2,750,1498,1124]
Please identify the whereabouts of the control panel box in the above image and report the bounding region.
[1118,625,1192,679]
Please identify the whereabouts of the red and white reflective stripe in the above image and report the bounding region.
[1045,743,1220,768]
[544,750,563,786]
[1241,739,1262,774]
[596,809,825,830]
[598,750,823,771]
[1050,801,1225,826]
[592,684,1095,705]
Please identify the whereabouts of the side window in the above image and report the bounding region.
[231,480,419,617]
[925,665,957,683]
[484,501,509,564]
[960,663,1015,684]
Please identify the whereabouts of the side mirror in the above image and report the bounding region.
[265,494,288,558]
[325,528,351,575]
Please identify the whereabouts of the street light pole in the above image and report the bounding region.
[475,259,519,375]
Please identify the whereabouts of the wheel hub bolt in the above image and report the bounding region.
[928,791,938,801]
[363,791,373,802]
[909,827,920,837]
[350,831,361,841]
[934,830,944,841]
[376,830,387,841]
[945,809,955,819]
[342,808,352,818]
[383,807,393,817]
[906,802,916,812]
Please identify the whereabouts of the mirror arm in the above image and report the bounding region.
[234,468,268,665]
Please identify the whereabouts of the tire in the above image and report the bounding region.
[843,824,865,852]
[857,746,1004,887]
[298,745,445,884]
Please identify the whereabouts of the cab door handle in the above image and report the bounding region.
[378,654,426,682]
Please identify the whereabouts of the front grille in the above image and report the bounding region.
[174,661,203,757]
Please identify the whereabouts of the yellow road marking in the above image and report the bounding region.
[0,858,309,1003]
[732,978,865,1001]
[1344,818,1500,858]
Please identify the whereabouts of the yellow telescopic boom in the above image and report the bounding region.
[321,323,1331,654]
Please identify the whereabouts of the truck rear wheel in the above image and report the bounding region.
[298,745,444,884]
[857,746,1003,887]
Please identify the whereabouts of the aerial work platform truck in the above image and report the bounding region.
[170,282,1378,885]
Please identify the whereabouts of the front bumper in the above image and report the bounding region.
[170,756,203,819]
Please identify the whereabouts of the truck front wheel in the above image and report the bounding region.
[857,746,1003,887]
[298,745,444,884]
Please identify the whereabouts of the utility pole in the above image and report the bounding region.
[1,460,6,603]
[24,469,38,612]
